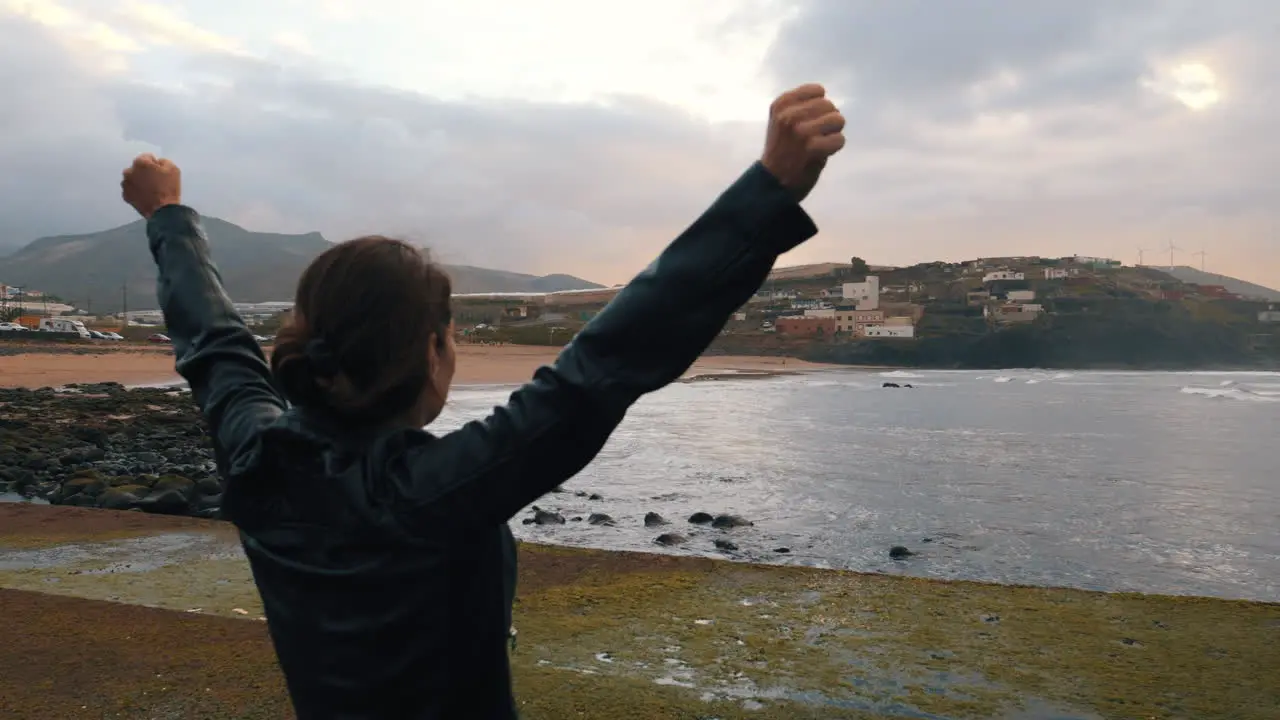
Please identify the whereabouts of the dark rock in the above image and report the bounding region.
[58,475,106,500]
[882,382,900,388]
[588,493,603,501]
[137,489,192,515]
[773,547,791,554]
[714,539,738,552]
[688,512,715,525]
[551,486,568,494]
[97,488,142,511]
[521,518,536,525]
[711,514,752,529]
[152,475,196,499]
[195,493,223,511]
[531,507,566,525]
[62,493,98,507]
[195,477,223,496]
[587,513,615,526]
[570,516,583,522]
[644,512,668,527]
[70,426,109,447]
[654,533,687,546]
[889,545,915,560]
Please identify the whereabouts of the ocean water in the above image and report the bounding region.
[436,369,1278,602]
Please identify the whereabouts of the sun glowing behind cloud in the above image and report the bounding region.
[1145,61,1222,111]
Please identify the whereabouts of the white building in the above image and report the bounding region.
[1007,289,1036,303]
[862,324,915,338]
[982,271,1025,283]
[1259,309,1280,323]
[1043,268,1069,279]
[803,308,836,318]
[841,275,880,310]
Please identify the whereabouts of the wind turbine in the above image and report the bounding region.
[1166,240,1181,270]
[1136,246,1152,266]
[1193,249,1208,272]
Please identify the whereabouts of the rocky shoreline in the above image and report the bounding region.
[0,383,221,517]
[0,386,786,555]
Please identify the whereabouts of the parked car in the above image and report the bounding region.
[147,333,171,343]
[103,331,124,340]
[88,330,108,340]
[0,322,29,331]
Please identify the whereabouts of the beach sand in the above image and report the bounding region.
[1,503,1277,719]
[0,343,835,389]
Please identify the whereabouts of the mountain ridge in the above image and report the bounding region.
[0,218,602,312]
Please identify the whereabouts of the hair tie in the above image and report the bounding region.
[304,337,342,377]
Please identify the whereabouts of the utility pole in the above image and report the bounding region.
[121,281,128,327]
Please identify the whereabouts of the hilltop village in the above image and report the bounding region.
[3,254,1279,369]
[444,255,1280,369]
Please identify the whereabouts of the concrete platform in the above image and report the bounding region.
[1,503,1277,719]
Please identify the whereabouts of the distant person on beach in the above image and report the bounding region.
[120,83,845,719]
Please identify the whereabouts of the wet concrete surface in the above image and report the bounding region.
[1,504,1277,719]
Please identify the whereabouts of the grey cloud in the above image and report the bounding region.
[762,0,1279,285]
[0,18,752,277]
[2,2,1279,288]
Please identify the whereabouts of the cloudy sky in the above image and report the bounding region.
[2,0,1277,288]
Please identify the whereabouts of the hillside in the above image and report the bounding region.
[445,266,602,294]
[1153,266,1280,301]
[0,219,600,312]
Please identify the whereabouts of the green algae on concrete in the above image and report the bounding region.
[512,544,1279,720]
[2,523,1277,719]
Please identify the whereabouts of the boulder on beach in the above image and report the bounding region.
[530,507,566,525]
[654,533,687,546]
[688,512,715,525]
[711,514,753,529]
[96,487,143,511]
[643,512,668,527]
[588,513,615,526]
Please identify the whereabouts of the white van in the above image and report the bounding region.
[38,318,92,338]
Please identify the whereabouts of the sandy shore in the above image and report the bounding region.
[0,343,837,389]
[1,503,1277,719]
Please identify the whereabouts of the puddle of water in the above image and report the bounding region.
[0,492,48,505]
[0,532,233,572]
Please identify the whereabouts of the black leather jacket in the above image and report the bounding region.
[148,162,817,719]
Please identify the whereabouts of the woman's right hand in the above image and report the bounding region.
[760,83,847,202]
[121,153,183,219]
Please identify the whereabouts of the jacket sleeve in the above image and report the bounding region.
[148,205,287,478]
[390,162,817,531]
